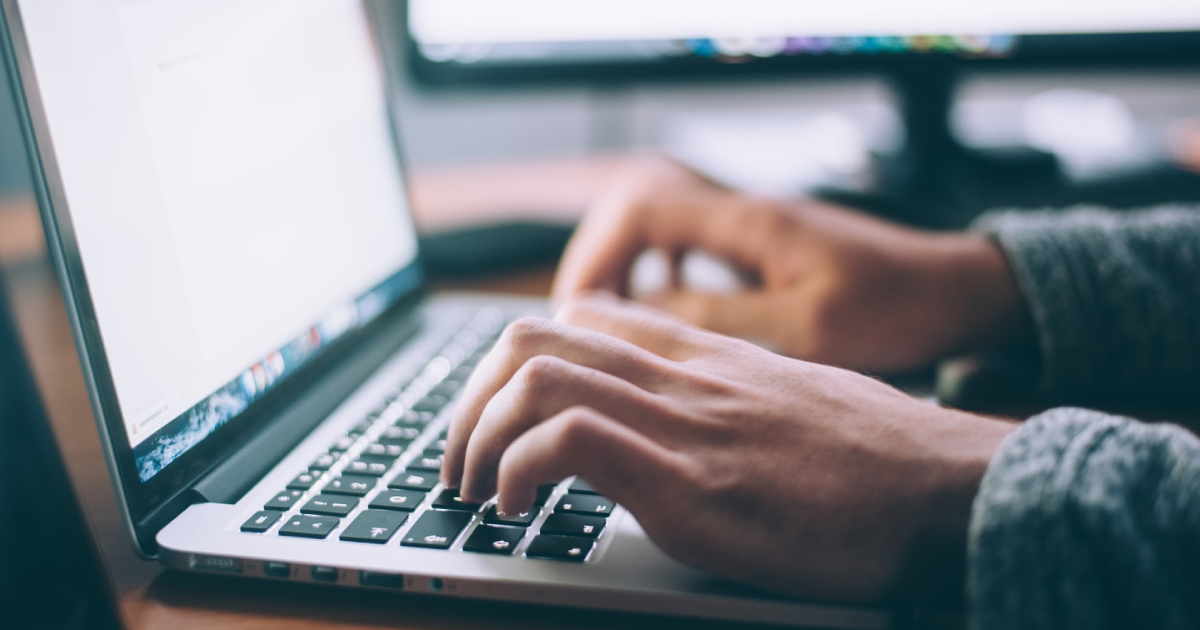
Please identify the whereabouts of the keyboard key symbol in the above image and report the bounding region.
[424,534,448,545]
[255,515,269,525]
[492,540,510,550]
[389,495,408,504]
[567,548,582,556]
[370,527,387,538]
[582,525,593,534]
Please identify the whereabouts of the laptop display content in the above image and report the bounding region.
[12,0,421,484]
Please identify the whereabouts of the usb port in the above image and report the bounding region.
[359,571,405,589]
[262,561,290,578]
[311,566,339,582]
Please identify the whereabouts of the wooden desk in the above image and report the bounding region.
[0,157,762,630]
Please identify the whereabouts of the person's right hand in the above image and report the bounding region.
[553,157,1031,373]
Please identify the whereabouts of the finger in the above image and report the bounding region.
[552,179,778,306]
[459,355,677,502]
[554,293,714,360]
[442,316,675,487]
[495,405,685,520]
[645,290,785,347]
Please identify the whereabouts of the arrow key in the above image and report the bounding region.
[400,510,472,549]
[463,525,525,555]
[340,510,408,544]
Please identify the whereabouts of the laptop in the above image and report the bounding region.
[0,1,890,627]
[0,276,125,630]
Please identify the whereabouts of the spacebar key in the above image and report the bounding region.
[400,510,472,549]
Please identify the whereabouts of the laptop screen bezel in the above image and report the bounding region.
[0,0,429,554]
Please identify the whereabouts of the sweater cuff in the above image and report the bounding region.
[967,407,1200,630]
[970,209,1105,396]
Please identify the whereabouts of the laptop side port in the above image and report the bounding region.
[262,561,291,578]
[191,555,243,573]
[311,566,339,582]
[359,571,405,589]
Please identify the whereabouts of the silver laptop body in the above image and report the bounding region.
[0,1,891,626]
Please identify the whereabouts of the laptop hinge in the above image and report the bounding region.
[191,308,425,504]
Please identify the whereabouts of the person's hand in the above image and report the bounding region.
[553,157,1030,373]
[442,295,1015,602]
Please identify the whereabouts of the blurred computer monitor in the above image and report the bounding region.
[407,1,1200,82]
[405,2,1200,219]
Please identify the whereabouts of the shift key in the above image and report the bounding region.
[400,510,472,549]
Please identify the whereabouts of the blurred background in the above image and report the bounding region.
[5,1,1200,238]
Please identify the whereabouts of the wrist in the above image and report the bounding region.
[930,233,1033,356]
[900,410,1016,605]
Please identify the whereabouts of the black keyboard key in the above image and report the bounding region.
[463,525,525,555]
[397,410,436,426]
[309,452,338,471]
[301,494,358,517]
[340,510,407,544]
[369,489,425,512]
[279,514,339,539]
[400,510,473,549]
[381,425,421,441]
[286,472,321,491]
[525,535,593,562]
[533,484,557,506]
[428,381,461,398]
[555,494,613,517]
[362,442,404,458]
[414,449,444,467]
[567,478,601,495]
[324,474,376,497]
[377,436,415,449]
[412,395,449,413]
[345,455,394,477]
[348,419,373,436]
[408,453,444,473]
[430,488,483,512]
[540,513,605,538]
[241,510,282,533]
[388,470,438,492]
[484,505,538,527]
[265,489,304,511]
[329,435,357,453]
[448,365,475,383]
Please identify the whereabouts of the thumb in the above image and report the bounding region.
[644,290,782,345]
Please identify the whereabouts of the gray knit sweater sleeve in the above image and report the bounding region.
[971,205,1200,399]
[968,408,1200,630]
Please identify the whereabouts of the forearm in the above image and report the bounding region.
[968,408,1200,630]
[972,205,1200,401]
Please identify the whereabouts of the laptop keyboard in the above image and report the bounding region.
[239,308,618,563]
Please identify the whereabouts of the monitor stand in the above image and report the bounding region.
[817,59,1200,229]
[818,59,1061,228]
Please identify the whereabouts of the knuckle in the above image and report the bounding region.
[551,406,600,452]
[501,316,553,351]
[515,355,566,398]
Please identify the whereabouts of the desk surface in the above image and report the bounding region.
[0,156,766,630]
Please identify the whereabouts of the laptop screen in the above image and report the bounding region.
[15,0,420,482]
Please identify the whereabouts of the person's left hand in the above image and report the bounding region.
[442,294,1015,603]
